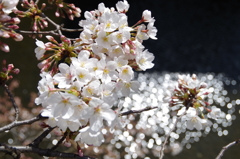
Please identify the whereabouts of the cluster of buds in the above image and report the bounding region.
[16,0,48,33]
[0,60,20,85]
[34,0,157,146]
[48,0,81,20]
[35,35,77,74]
[167,74,209,110]
[163,74,223,130]
[0,0,22,52]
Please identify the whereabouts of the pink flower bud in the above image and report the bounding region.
[7,64,14,71]
[32,22,38,31]
[64,141,71,147]
[54,129,63,136]
[55,11,60,17]
[0,15,11,22]
[42,20,48,27]
[0,43,10,52]
[12,17,20,24]
[13,34,23,41]
[39,122,49,128]
[78,150,83,157]
[8,25,19,29]
[12,68,20,74]
[41,3,46,10]
[58,3,64,8]
[68,15,74,20]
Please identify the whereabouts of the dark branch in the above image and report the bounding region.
[0,114,48,133]
[29,127,55,147]
[216,139,240,159]
[4,84,19,121]
[50,131,68,151]
[119,106,158,116]
[0,144,95,159]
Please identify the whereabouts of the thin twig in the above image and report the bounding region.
[17,30,59,36]
[0,114,48,133]
[61,28,83,32]
[0,144,95,159]
[216,139,240,159]
[29,127,55,147]
[119,106,158,116]
[4,84,19,121]
[41,13,63,36]
[159,115,183,159]
[50,131,68,151]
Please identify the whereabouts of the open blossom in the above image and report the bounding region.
[1,0,19,14]
[87,97,116,131]
[136,49,155,71]
[207,107,222,120]
[142,10,153,22]
[34,39,46,60]
[116,0,129,13]
[181,107,205,130]
[75,126,104,146]
[53,63,76,89]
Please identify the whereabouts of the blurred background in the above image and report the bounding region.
[1,0,240,158]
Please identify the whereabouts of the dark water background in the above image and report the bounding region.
[1,0,240,158]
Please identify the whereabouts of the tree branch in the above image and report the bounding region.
[29,127,55,147]
[119,106,158,116]
[50,131,68,151]
[4,84,19,121]
[0,144,95,159]
[0,114,48,133]
[216,139,240,159]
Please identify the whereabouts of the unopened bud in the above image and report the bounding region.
[42,20,48,27]
[0,15,11,22]
[39,122,49,128]
[199,82,207,89]
[0,43,10,52]
[68,15,74,20]
[32,22,38,31]
[64,141,71,147]
[12,68,20,74]
[7,64,14,71]
[58,3,64,8]
[41,3,46,10]
[12,17,20,24]
[55,11,60,17]
[14,34,23,41]
[7,25,19,29]
[74,12,81,17]
[60,35,67,41]
[192,74,197,80]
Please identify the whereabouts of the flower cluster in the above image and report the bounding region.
[163,74,224,130]
[0,0,22,52]
[0,60,20,85]
[35,0,157,146]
